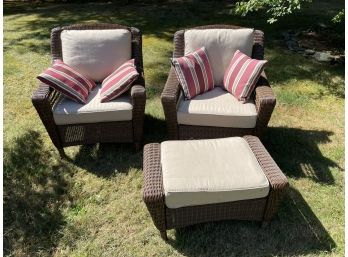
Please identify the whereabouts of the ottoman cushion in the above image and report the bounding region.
[161,137,269,208]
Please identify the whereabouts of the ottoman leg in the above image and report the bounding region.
[160,230,168,241]
[143,144,168,241]
[261,221,270,228]
[58,147,66,159]
[134,142,142,151]
[243,136,289,225]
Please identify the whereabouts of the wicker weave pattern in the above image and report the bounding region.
[32,84,63,150]
[32,24,145,155]
[131,85,146,145]
[179,125,254,140]
[142,144,167,237]
[243,135,289,221]
[166,198,267,229]
[161,68,181,139]
[142,137,288,240]
[161,24,275,140]
[254,74,276,136]
[57,121,133,146]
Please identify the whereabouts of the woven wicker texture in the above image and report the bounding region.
[243,135,289,221]
[165,198,267,229]
[161,24,276,140]
[142,144,167,239]
[32,24,146,155]
[142,136,288,240]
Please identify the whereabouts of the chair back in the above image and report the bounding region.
[173,24,264,87]
[50,23,144,83]
[173,24,264,59]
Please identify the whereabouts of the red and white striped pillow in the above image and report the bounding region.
[37,59,96,104]
[223,50,267,102]
[171,47,214,99]
[100,59,139,103]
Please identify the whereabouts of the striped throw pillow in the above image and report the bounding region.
[223,50,267,102]
[37,59,96,104]
[100,59,139,103]
[171,47,214,99]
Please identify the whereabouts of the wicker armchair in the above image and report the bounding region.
[161,25,276,140]
[32,24,146,157]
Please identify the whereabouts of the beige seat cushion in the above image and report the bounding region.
[177,87,257,128]
[61,29,132,82]
[53,86,132,125]
[185,28,254,86]
[161,137,269,209]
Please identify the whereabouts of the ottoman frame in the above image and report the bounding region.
[143,136,288,240]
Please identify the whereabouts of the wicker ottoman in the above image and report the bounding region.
[142,136,288,240]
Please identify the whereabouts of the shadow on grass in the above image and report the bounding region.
[3,130,72,256]
[146,116,339,185]
[262,127,339,185]
[267,49,344,99]
[169,187,335,256]
[4,0,343,49]
[71,118,338,185]
[143,114,167,143]
[72,143,142,177]
[4,1,344,99]
[71,115,166,177]
[3,1,232,55]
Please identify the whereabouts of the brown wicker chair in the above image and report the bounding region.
[143,136,289,240]
[161,25,276,140]
[32,24,146,157]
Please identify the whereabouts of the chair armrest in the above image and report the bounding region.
[131,84,146,144]
[254,72,276,136]
[31,83,62,148]
[32,83,52,103]
[131,84,146,100]
[161,68,181,103]
[32,82,62,107]
[161,68,181,139]
[243,135,289,221]
[142,143,166,232]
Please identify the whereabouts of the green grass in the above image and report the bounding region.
[4,1,344,256]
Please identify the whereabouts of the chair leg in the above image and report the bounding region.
[260,221,270,228]
[160,230,168,241]
[134,142,142,151]
[58,147,66,159]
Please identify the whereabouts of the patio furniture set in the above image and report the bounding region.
[32,23,289,241]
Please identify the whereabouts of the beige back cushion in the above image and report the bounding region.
[184,28,254,86]
[61,29,132,82]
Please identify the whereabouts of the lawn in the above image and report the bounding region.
[3,1,344,256]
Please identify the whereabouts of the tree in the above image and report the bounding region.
[234,0,344,24]
[332,9,344,23]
